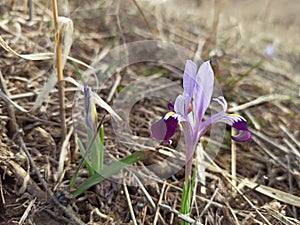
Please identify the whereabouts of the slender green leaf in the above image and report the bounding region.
[71,151,147,197]
[99,124,104,171]
[70,138,92,187]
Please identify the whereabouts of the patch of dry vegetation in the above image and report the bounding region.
[0,0,299,224]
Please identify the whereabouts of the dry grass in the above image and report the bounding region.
[0,0,299,224]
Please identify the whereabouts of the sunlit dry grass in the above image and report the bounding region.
[0,0,299,224]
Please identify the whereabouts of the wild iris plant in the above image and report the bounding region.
[71,85,147,197]
[81,86,104,175]
[151,60,251,220]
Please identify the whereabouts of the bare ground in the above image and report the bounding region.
[0,0,300,224]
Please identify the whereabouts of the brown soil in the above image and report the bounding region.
[0,0,299,224]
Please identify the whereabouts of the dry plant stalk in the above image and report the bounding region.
[52,0,67,140]
[201,0,227,60]
[231,128,237,188]
[132,0,159,37]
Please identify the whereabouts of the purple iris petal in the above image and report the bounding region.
[84,86,94,132]
[193,61,214,130]
[183,60,197,114]
[217,114,251,142]
[164,114,179,143]
[232,118,249,131]
[232,130,251,142]
[183,60,197,97]
[151,112,179,144]
[151,119,167,141]
[167,102,174,111]
[174,95,187,117]
[151,60,251,147]
[198,96,227,137]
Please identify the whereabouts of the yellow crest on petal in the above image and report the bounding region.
[164,111,175,120]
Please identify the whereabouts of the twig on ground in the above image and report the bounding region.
[199,188,219,218]
[224,200,241,225]
[251,136,289,170]
[153,181,167,225]
[90,208,113,223]
[201,0,227,60]
[284,138,300,158]
[287,155,298,220]
[228,94,290,112]
[203,151,273,225]
[244,109,261,130]
[1,71,85,224]
[57,126,74,185]
[123,179,138,225]
[141,205,148,225]
[27,0,33,21]
[170,192,178,224]
[159,204,203,225]
[0,175,5,204]
[107,73,121,103]
[250,128,290,154]
[280,124,300,150]
[0,71,17,136]
[17,131,86,225]
[133,174,156,209]
[243,179,300,208]
[18,197,36,225]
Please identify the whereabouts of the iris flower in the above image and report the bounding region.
[151,60,251,179]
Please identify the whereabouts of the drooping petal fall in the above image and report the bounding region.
[151,112,179,144]
[219,114,251,142]
[198,97,251,143]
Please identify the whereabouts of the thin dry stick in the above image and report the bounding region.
[123,180,138,225]
[201,0,227,60]
[0,71,17,136]
[57,126,74,184]
[1,74,85,225]
[19,197,36,225]
[159,204,203,225]
[52,0,67,141]
[231,128,237,188]
[199,187,219,218]
[107,73,121,103]
[244,109,261,130]
[203,151,273,225]
[287,155,298,220]
[19,137,86,225]
[132,0,158,37]
[153,181,167,225]
[169,192,178,224]
[249,128,290,154]
[133,174,156,209]
[27,0,33,21]
[280,124,300,149]
[228,94,290,113]
[225,202,241,225]
[0,176,5,205]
